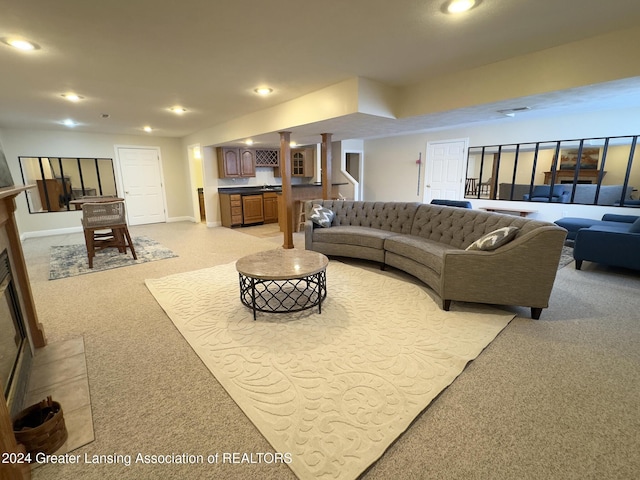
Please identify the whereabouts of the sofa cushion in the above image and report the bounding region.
[466,226,519,251]
[312,226,396,249]
[384,235,454,275]
[309,204,334,228]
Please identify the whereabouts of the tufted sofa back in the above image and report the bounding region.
[307,200,555,249]
[410,204,551,249]
[309,200,420,234]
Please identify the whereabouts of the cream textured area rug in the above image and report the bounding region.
[145,258,515,480]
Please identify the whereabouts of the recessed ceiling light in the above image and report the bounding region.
[169,106,187,114]
[1,37,40,50]
[443,0,478,14]
[143,126,153,132]
[254,87,273,96]
[290,141,297,147]
[62,119,77,127]
[245,139,254,146]
[61,93,84,102]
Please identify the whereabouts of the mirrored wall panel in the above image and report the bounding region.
[19,157,117,213]
[465,136,640,207]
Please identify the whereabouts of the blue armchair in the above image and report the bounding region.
[523,185,570,203]
[573,217,640,270]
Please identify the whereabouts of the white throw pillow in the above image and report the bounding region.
[466,226,519,251]
[309,204,334,228]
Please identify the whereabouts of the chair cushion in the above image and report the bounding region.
[554,217,603,233]
[629,218,640,233]
[309,204,334,228]
[534,185,566,197]
[465,226,519,251]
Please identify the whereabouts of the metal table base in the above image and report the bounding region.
[238,270,327,320]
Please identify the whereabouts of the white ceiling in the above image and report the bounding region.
[2,0,640,143]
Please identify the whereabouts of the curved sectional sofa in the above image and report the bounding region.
[305,200,567,319]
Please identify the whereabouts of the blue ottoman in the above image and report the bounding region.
[554,217,602,241]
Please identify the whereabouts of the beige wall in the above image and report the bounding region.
[330,139,364,200]
[1,128,191,236]
[363,105,640,222]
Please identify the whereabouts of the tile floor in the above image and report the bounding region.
[24,337,94,459]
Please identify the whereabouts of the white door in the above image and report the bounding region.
[116,147,166,225]
[423,139,468,203]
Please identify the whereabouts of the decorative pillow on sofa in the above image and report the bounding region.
[309,204,335,228]
[466,226,519,251]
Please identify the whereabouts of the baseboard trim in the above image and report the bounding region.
[20,217,209,241]
[21,226,83,240]
[167,216,196,223]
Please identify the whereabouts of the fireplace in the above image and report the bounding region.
[0,185,47,480]
[0,249,32,417]
[544,169,605,184]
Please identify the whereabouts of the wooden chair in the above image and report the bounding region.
[465,178,478,196]
[479,177,492,196]
[81,201,137,268]
[296,201,306,233]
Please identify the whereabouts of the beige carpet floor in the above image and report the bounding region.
[238,223,283,238]
[146,257,515,480]
[21,222,640,480]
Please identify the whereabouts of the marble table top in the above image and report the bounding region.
[236,248,329,280]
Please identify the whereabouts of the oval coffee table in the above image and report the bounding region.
[236,249,329,320]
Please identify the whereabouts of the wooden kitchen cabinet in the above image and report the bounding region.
[217,147,256,178]
[263,192,278,223]
[254,149,279,167]
[219,193,243,227]
[242,194,264,225]
[220,191,278,228]
[274,148,315,178]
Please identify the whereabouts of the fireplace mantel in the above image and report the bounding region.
[543,170,605,184]
[0,186,46,347]
[1,184,45,480]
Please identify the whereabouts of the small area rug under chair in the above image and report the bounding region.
[49,236,178,280]
[145,256,515,480]
[559,245,574,269]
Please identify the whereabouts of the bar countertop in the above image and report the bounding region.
[218,183,347,195]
